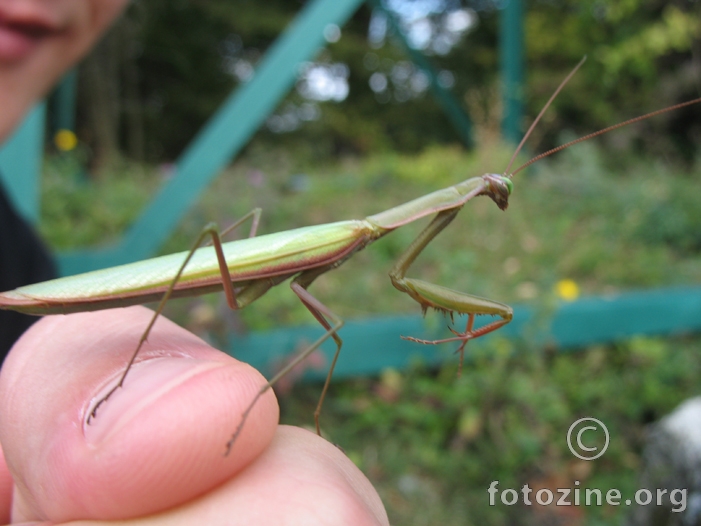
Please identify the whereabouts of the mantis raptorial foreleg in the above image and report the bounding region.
[388,208,513,375]
[88,210,265,422]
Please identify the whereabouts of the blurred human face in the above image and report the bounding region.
[0,0,128,142]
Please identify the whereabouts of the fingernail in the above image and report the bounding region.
[84,357,225,444]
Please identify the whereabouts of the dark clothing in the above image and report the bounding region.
[0,183,57,361]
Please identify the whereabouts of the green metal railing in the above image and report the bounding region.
[50,69,78,135]
[500,0,524,145]
[0,103,46,224]
[232,286,701,380]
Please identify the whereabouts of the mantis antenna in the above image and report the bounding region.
[503,56,588,176]
[511,96,701,176]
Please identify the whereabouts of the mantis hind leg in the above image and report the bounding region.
[290,282,343,437]
[226,266,344,454]
[88,211,265,423]
[389,208,513,374]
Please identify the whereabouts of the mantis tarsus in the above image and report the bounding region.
[1,59,700,455]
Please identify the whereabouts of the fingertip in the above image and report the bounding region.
[278,427,390,526]
[224,426,390,525]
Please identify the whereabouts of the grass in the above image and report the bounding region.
[284,335,701,525]
[39,140,701,525]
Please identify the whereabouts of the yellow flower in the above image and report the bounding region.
[54,129,78,152]
[556,279,580,301]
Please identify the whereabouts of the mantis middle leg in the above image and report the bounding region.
[89,210,268,422]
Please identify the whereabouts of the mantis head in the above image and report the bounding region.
[482,174,512,211]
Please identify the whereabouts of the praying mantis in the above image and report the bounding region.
[1,58,700,455]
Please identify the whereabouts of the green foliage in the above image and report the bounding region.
[73,1,701,164]
[524,1,701,161]
[39,153,159,249]
[632,159,701,253]
[134,0,250,159]
[282,335,701,525]
[598,5,701,78]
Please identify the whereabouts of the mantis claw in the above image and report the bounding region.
[224,420,246,457]
[401,329,473,376]
[86,384,122,424]
[401,310,512,376]
[87,399,103,424]
[448,326,463,337]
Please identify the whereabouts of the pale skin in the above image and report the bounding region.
[0,0,128,142]
[0,1,389,523]
[0,307,388,524]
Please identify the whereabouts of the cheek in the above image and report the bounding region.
[88,0,130,35]
[0,0,127,142]
[66,0,123,53]
[57,0,128,62]
[43,0,128,79]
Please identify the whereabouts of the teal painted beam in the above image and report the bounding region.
[0,103,46,224]
[58,0,364,276]
[229,286,701,381]
[369,0,473,147]
[551,287,701,347]
[51,69,78,134]
[500,0,524,144]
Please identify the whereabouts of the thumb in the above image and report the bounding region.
[0,306,278,523]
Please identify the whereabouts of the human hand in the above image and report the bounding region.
[0,306,388,525]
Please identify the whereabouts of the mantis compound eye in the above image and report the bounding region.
[502,177,514,195]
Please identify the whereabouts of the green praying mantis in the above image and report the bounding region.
[2,58,700,455]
